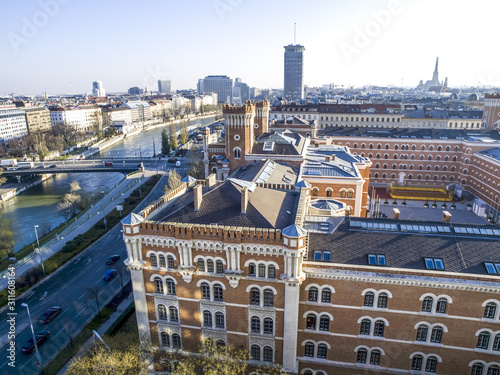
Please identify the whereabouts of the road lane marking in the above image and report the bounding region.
[53,328,65,339]
[78,293,86,300]
[75,308,86,318]
[19,356,35,370]
[95,265,104,272]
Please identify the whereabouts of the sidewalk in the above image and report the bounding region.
[0,170,162,290]
[55,294,135,375]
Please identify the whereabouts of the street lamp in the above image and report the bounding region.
[21,303,43,372]
[34,225,45,277]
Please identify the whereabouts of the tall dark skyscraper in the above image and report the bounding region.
[283,44,305,101]
[158,79,171,94]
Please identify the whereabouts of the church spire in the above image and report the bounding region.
[431,57,439,85]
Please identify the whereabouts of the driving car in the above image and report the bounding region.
[36,165,46,169]
[38,306,62,324]
[49,164,57,168]
[21,330,50,354]
[103,269,117,281]
[106,255,120,265]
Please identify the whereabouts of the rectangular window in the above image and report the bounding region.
[323,251,331,261]
[368,254,386,266]
[314,251,322,261]
[485,262,500,274]
[425,257,445,270]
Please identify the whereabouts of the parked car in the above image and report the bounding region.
[104,161,113,167]
[38,306,62,324]
[49,164,57,168]
[168,158,177,163]
[36,165,46,169]
[103,269,117,281]
[21,330,50,354]
[106,255,120,265]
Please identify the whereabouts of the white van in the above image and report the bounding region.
[175,161,181,167]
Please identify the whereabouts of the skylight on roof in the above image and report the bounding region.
[484,262,500,275]
[263,141,275,151]
[424,257,445,270]
[368,254,386,266]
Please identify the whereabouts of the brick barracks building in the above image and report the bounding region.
[318,127,500,221]
[123,175,500,374]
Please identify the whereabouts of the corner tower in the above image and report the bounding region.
[254,100,270,137]
[224,102,256,170]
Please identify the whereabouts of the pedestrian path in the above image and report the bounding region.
[0,170,162,291]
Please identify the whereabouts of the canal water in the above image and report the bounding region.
[0,116,217,252]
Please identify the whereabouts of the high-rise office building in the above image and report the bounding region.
[158,79,171,95]
[283,44,305,101]
[199,75,233,103]
[92,81,105,97]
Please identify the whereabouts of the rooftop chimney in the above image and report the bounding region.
[206,173,216,189]
[241,187,248,214]
[194,184,202,212]
[442,211,451,222]
[325,155,331,162]
[331,154,336,161]
[392,208,400,220]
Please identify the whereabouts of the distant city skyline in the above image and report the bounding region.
[1,0,500,95]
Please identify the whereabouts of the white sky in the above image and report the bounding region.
[1,0,499,95]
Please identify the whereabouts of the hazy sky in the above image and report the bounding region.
[1,0,499,95]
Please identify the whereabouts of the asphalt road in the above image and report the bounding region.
[0,170,170,375]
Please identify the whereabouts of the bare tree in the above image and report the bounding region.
[167,169,182,191]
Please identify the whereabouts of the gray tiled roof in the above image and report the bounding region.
[160,181,297,229]
[308,220,500,276]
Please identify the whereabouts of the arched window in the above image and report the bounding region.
[251,316,260,333]
[312,188,318,197]
[370,349,381,365]
[207,259,214,273]
[309,287,318,302]
[251,344,260,360]
[374,320,385,337]
[248,263,256,276]
[377,293,388,308]
[167,255,175,268]
[319,315,330,331]
[258,264,266,278]
[425,356,438,372]
[268,265,276,279]
[150,254,158,267]
[215,312,225,328]
[263,289,274,307]
[154,277,163,294]
[422,296,433,312]
[411,355,423,370]
[317,343,327,359]
[347,190,353,198]
[360,319,371,335]
[364,292,375,307]
[436,298,447,313]
[234,148,241,158]
[161,332,170,347]
[216,339,225,349]
[250,288,260,305]
[304,342,314,357]
[159,254,166,267]
[198,259,205,272]
[201,282,210,300]
[166,279,176,295]
[172,334,181,348]
[489,365,500,375]
[263,318,273,334]
[326,189,332,197]
[213,284,223,301]
[357,348,368,363]
[321,289,331,303]
[484,302,497,319]
[216,260,224,274]
[169,306,179,322]
[263,346,273,362]
[471,363,484,375]
[340,190,346,198]
[416,324,428,341]
[158,304,167,320]
[304,371,314,375]
[477,331,491,349]
[430,326,443,343]
[306,314,317,330]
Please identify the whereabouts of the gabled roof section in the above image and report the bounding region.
[121,212,144,225]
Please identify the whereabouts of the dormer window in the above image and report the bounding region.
[424,258,445,270]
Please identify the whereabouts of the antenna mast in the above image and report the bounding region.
[294,23,296,44]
